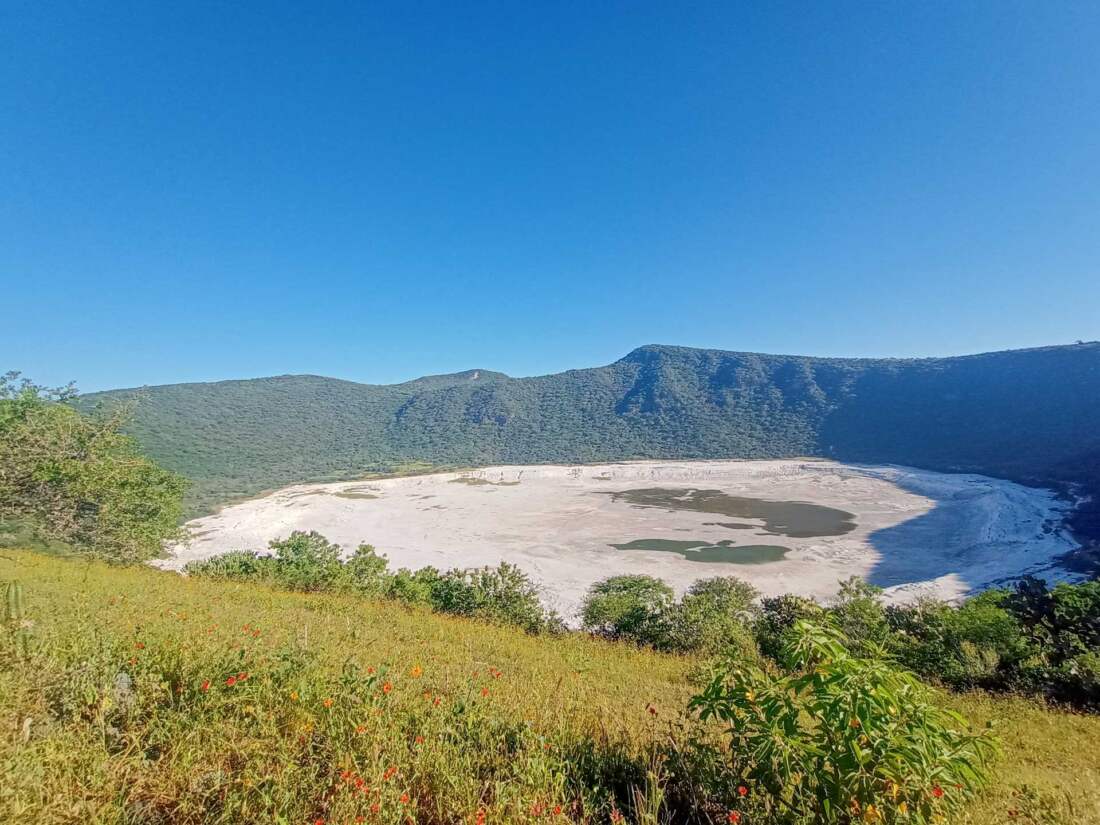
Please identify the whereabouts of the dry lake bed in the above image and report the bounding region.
[167,459,1080,621]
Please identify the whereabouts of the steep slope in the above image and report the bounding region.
[79,343,1100,533]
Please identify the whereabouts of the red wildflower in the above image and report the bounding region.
[932,786,944,799]
[237,672,248,681]
[371,803,380,814]
[414,735,424,745]
[727,813,741,824]
[481,687,490,697]
[226,676,237,687]
[200,680,210,692]
[134,642,145,650]
[738,785,748,797]
[552,805,562,816]
[382,682,393,694]
[400,793,410,804]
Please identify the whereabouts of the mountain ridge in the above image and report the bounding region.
[79,342,1100,543]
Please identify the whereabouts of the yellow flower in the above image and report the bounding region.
[289,690,299,702]
[862,803,880,822]
[898,802,909,815]
[409,665,423,678]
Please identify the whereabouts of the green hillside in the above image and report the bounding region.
[80,343,1100,534]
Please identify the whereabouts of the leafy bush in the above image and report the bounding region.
[580,575,674,646]
[691,620,998,824]
[182,550,276,583]
[886,592,1031,690]
[426,563,562,633]
[0,372,185,563]
[754,593,828,662]
[339,543,391,596]
[664,576,759,656]
[267,531,344,592]
[185,534,562,634]
[830,577,892,658]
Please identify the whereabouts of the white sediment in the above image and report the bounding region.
[163,459,1080,622]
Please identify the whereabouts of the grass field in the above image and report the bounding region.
[1,550,1098,824]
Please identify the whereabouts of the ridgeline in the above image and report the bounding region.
[80,343,1100,538]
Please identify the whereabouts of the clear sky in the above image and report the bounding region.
[3,2,1098,392]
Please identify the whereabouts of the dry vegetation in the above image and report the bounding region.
[2,551,1097,824]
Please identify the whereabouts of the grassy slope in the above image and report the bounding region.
[2,552,1098,824]
[78,343,1100,530]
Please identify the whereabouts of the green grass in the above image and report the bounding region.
[2,551,1098,824]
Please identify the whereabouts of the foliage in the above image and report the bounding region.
[426,563,562,634]
[185,532,562,634]
[755,594,828,662]
[664,576,760,656]
[692,620,998,824]
[73,344,1100,536]
[580,575,674,646]
[0,372,185,563]
[4,550,1100,824]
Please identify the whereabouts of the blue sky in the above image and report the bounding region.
[2,2,1098,392]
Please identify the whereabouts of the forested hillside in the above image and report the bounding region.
[80,343,1100,534]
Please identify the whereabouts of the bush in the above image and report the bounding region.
[267,531,345,592]
[339,543,390,596]
[830,577,891,657]
[754,593,827,662]
[886,591,1031,690]
[426,563,562,633]
[183,550,276,583]
[664,576,759,656]
[580,575,674,646]
[691,620,998,824]
[0,372,185,563]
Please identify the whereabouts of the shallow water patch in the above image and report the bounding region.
[609,538,789,564]
[602,488,856,538]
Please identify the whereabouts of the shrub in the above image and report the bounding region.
[830,577,892,657]
[0,372,185,563]
[339,543,390,596]
[691,620,998,824]
[664,576,759,656]
[1004,577,1100,706]
[268,531,344,592]
[183,550,276,583]
[427,563,561,633]
[386,566,441,605]
[754,593,827,662]
[580,575,674,646]
[886,592,1031,690]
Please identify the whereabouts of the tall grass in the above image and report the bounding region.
[2,551,1098,824]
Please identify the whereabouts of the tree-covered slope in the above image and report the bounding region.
[80,343,1100,527]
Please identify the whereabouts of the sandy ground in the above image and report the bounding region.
[165,459,1080,621]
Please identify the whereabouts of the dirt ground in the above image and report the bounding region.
[165,459,1079,621]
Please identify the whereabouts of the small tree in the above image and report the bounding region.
[691,621,998,824]
[0,372,185,563]
[268,531,344,591]
[340,543,391,596]
[580,575,673,646]
[665,576,759,655]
